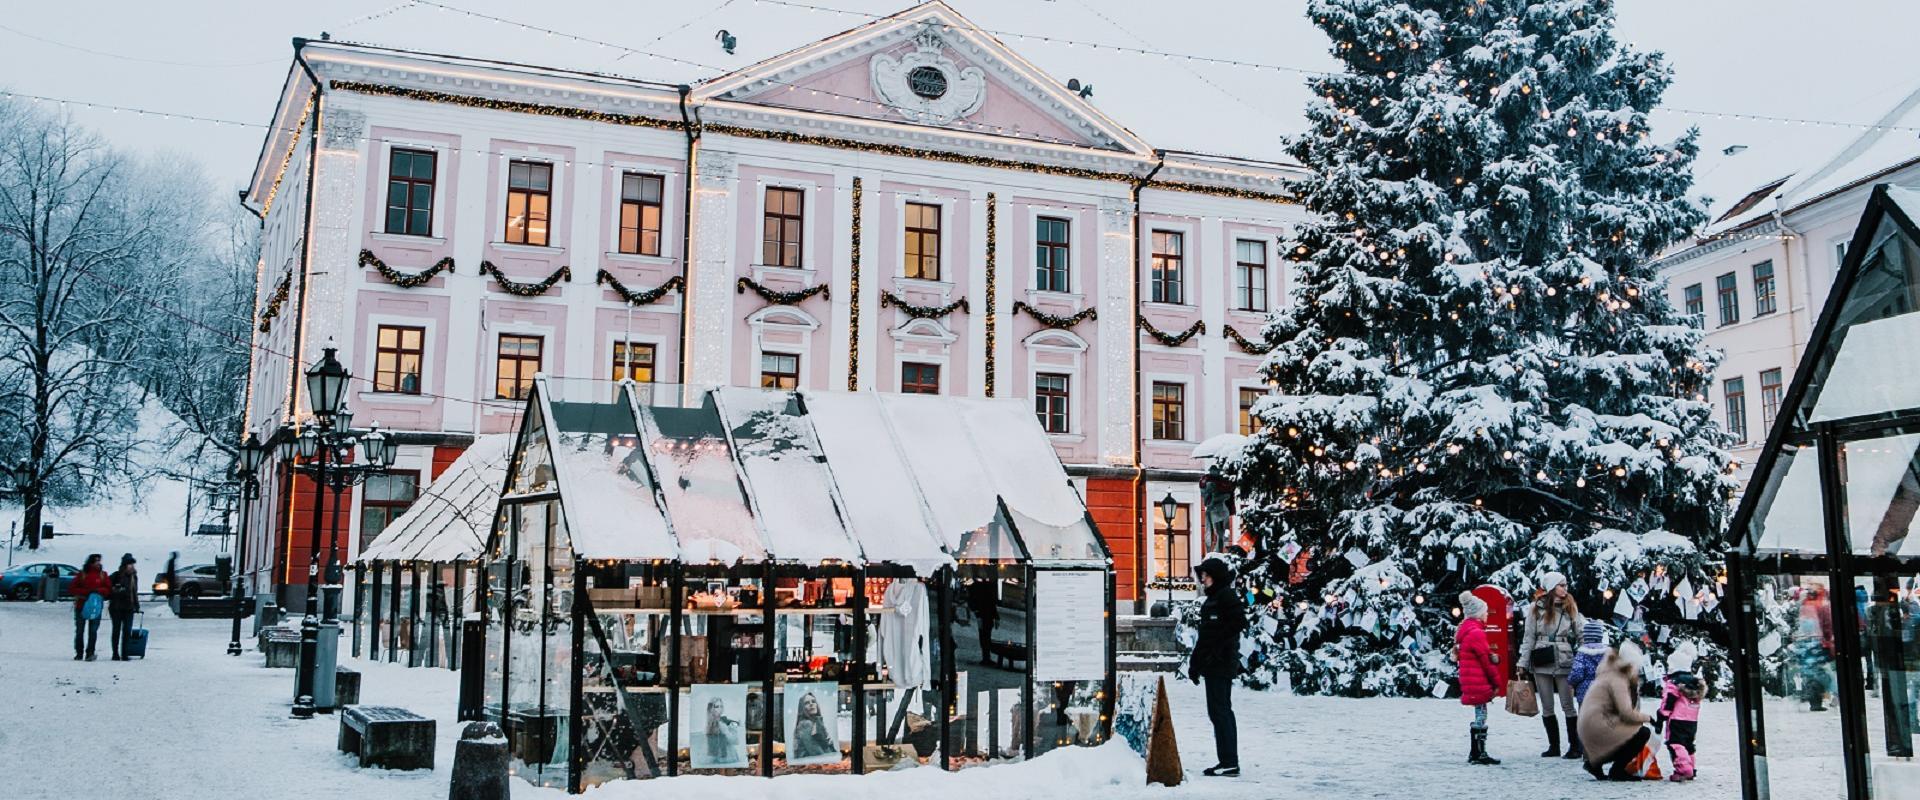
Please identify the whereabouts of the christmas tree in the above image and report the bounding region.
[1216,0,1738,696]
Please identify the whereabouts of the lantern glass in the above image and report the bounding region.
[304,347,351,420]
[361,425,389,468]
[296,427,319,459]
[333,405,355,434]
[240,433,266,473]
[1159,493,1178,524]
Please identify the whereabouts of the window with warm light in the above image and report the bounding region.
[1035,217,1070,292]
[1151,230,1185,304]
[1717,272,1740,327]
[495,334,543,400]
[762,187,804,268]
[618,172,663,256]
[1035,373,1069,433]
[1760,368,1783,432]
[761,352,800,389]
[1152,382,1186,440]
[1235,239,1268,312]
[904,202,941,280]
[900,362,940,395]
[1153,503,1192,580]
[611,341,655,384]
[384,149,435,237]
[505,160,552,246]
[1239,387,1265,435]
[360,470,419,546]
[373,325,424,395]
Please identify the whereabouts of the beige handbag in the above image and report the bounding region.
[1505,678,1539,717]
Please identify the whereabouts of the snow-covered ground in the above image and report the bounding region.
[0,596,1850,800]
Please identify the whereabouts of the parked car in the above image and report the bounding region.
[154,563,224,598]
[1,562,78,601]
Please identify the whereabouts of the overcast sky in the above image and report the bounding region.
[2,0,1915,217]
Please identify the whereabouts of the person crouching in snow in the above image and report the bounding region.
[1657,641,1706,782]
[1455,591,1502,765]
[1578,640,1654,781]
[1188,557,1246,777]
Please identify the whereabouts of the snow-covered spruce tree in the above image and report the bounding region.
[1216,0,1736,696]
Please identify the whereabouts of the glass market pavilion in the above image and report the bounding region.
[480,377,1115,791]
[1728,184,1920,800]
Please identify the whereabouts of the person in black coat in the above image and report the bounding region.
[1188,557,1246,777]
[108,554,140,661]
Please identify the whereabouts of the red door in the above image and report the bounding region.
[1471,585,1512,696]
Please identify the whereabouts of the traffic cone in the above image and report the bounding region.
[1145,675,1183,786]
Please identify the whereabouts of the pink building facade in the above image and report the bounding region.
[238,3,1306,608]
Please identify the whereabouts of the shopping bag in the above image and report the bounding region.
[1626,727,1669,779]
[1505,678,1539,717]
[125,613,149,659]
[82,593,104,621]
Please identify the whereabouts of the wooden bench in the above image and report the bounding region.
[260,628,300,668]
[985,639,1030,669]
[338,705,436,771]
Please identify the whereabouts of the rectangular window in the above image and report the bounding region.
[760,352,800,390]
[1835,241,1849,270]
[1235,239,1269,312]
[762,187,804,268]
[618,172,664,256]
[384,149,436,236]
[1683,283,1704,328]
[1150,231,1185,304]
[1035,217,1071,292]
[504,160,552,246]
[1752,260,1777,316]
[1716,272,1740,327]
[1151,382,1186,441]
[1035,373,1069,434]
[1760,368,1784,432]
[899,362,941,395]
[1724,376,1748,445]
[904,202,942,281]
[495,334,543,400]
[1239,388,1265,436]
[359,470,419,547]
[610,341,655,384]
[1152,503,1191,580]
[373,325,425,395]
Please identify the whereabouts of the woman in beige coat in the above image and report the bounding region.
[1578,641,1653,781]
[1521,572,1583,758]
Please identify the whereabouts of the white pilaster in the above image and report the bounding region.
[1097,196,1136,466]
[686,150,740,390]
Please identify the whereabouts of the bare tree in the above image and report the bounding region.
[0,101,199,547]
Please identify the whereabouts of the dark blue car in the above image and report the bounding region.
[0,562,78,600]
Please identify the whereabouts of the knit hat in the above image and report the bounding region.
[1617,639,1647,675]
[1459,591,1488,621]
[1540,571,1568,593]
[1581,619,1605,646]
[1668,640,1699,674]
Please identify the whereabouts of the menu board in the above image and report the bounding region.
[1033,569,1106,682]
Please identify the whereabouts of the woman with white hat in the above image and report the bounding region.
[1521,571,1585,758]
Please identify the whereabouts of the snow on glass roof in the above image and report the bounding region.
[485,378,1102,571]
[357,434,511,563]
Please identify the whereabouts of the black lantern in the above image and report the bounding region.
[8,461,28,487]
[333,404,355,434]
[296,426,319,460]
[239,433,266,475]
[304,346,351,421]
[1159,493,1178,526]
[361,423,392,468]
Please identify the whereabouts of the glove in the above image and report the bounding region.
[1187,666,1201,685]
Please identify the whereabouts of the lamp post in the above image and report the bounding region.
[1159,493,1179,613]
[228,433,265,657]
[291,346,395,719]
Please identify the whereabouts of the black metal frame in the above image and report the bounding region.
[1726,185,1920,800]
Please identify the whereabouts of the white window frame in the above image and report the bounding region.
[604,162,676,262]
[747,305,820,391]
[1027,206,1083,300]
[371,139,451,245]
[487,322,557,406]
[754,179,822,272]
[1143,222,1197,307]
[1143,373,1195,443]
[1025,329,1088,440]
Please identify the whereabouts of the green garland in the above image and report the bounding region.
[360,249,455,288]
[257,273,292,333]
[1138,315,1206,347]
[737,275,829,305]
[847,178,863,391]
[984,191,997,396]
[1222,323,1274,354]
[596,269,683,306]
[880,291,970,320]
[482,261,572,296]
[1012,301,1097,330]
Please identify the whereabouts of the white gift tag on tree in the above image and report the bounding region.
[1613,590,1635,619]
[1345,548,1371,568]
[1433,679,1450,698]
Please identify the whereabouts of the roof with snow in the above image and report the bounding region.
[356,434,510,563]
[488,377,1106,573]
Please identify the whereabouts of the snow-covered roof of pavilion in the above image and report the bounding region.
[489,378,1107,573]
[357,434,510,563]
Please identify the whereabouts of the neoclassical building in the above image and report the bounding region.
[238,2,1307,608]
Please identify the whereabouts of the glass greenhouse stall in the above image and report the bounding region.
[478,378,1115,792]
[1727,185,1920,800]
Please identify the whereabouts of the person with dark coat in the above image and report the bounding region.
[1188,557,1246,777]
[108,554,140,661]
[1456,591,1502,765]
[965,578,999,664]
[1579,641,1653,781]
[70,554,112,661]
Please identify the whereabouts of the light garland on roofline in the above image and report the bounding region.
[257,273,292,332]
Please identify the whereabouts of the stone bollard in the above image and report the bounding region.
[449,721,510,800]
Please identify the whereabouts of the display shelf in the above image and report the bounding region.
[591,606,892,616]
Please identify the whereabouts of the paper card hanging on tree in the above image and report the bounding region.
[1278,542,1303,564]
[1446,552,1460,571]
[1758,632,1782,655]
[1344,548,1371,568]
[1628,578,1650,602]
[1261,615,1280,637]
[1613,590,1635,619]
[1359,609,1379,632]
[1433,680,1450,698]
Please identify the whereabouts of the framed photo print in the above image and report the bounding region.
[783,682,841,765]
[689,683,750,770]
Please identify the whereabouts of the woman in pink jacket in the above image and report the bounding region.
[1456,591,1502,765]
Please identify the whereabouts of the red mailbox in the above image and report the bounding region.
[1470,585,1512,696]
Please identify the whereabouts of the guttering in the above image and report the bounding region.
[283,36,326,588]
[1771,200,1806,371]
[676,85,700,386]
[1129,150,1166,612]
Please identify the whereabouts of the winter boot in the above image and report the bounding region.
[1562,718,1583,760]
[1669,745,1695,781]
[1585,759,1607,781]
[1469,727,1501,765]
[1202,765,1240,777]
[1540,715,1561,757]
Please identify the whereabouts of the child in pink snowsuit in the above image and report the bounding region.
[1657,642,1706,781]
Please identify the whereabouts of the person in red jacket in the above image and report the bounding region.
[70,553,112,661]
[1457,591,1503,765]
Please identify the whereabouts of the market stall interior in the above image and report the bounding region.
[474,377,1115,792]
[1727,184,1920,800]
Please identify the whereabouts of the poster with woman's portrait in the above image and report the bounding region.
[783,682,841,765]
[689,684,750,770]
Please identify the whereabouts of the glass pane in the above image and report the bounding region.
[412,184,432,211]
[1856,572,1920,792]
[1842,433,1920,556]
[411,210,431,236]
[949,571,1027,766]
[387,182,407,206]
[510,161,529,188]
[413,152,435,179]
[1804,212,1920,423]
[1236,239,1264,264]
[641,176,662,203]
[1746,572,1848,794]
[1748,441,1826,555]
[677,576,769,776]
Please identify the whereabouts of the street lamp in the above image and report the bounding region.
[305,346,350,421]
[1159,493,1179,613]
[228,433,265,657]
